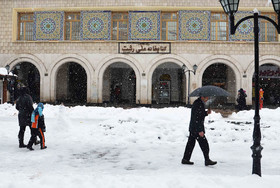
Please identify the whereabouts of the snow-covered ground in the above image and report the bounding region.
[1,103,280,188]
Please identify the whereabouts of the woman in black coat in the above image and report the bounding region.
[15,87,34,148]
[237,88,247,111]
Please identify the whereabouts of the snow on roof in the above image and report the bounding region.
[0,67,16,76]
[0,67,9,75]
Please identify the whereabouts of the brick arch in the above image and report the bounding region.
[5,54,46,101]
[49,55,94,103]
[146,54,192,104]
[246,55,280,79]
[96,55,142,103]
[197,55,243,102]
[246,55,280,105]
[5,54,47,74]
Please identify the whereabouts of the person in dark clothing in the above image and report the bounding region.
[15,87,34,148]
[27,103,47,150]
[114,85,121,103]
[182,96,217,166]
[7,78,16,104]
[236,88,247,111]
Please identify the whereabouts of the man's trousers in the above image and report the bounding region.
[183,132,210,161]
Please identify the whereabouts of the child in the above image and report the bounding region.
[27,103,47,150]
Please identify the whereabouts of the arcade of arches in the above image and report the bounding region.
[6,60,280,108]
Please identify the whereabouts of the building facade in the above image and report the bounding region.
[1,0,280,107]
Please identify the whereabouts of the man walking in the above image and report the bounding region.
[181,96,217,166]
[16,87,34,148]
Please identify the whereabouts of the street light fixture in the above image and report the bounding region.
[4,64,17,104]
[272,0,280,14]
[220,0,280,177]
[5,64,10,75]
[182,64,198,107]
[220,0,240,14]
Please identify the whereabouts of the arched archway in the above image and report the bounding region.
[5,54,46,103]
[56,62,87,104]
[152,62,185,105]
[12,62,40,102]
[245,55,280,105]
[50,55,93,104]
[252,63,280,107]
[202,63,236,106]
[102,62,136,105]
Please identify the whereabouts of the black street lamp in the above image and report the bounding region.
[5,64,10,75]
[4,64,16,104]
[182,64,198,107]
[220,0,280,177]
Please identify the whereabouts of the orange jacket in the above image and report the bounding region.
[31,114,45,130]
[31,114,39,129]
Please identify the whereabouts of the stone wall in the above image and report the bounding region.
[0,0,273,8]
[0,0,278,57]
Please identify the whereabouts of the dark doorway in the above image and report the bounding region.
[202,63,236,107]
[103,62,136,105]
[12,62,40,102]
[152,62,185,105]
[56,62,87,104]
[252,64,280,107]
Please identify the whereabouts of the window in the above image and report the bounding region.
[18,13,34,41]
[112,12,128,40]
[211,13,228,41]
[65,13,80,40]
[260,13,278,42]
[161,12,177,41]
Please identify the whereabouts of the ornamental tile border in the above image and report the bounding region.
[229,11,257,41]
[29,9,270,42]
[80,11,111,40]
[128,11,160,41]
[33,11,64,41]
[178,10,211,41]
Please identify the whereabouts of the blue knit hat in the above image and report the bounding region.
[31,103,44,123]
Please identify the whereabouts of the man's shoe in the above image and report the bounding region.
[19,144,27,148]
[205,160,217,166]
[27,146,34,151]
[181,159,194,165]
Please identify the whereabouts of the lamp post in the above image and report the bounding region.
[182,64,198,107]
[4,64,16,104]
[219,0,280,177]
[5,64,10,75]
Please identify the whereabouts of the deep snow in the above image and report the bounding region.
[0,103,280,188]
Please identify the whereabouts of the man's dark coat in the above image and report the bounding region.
[16,88,34,127]
[189,97,208,133]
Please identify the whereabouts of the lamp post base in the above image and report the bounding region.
[250,144,263,177]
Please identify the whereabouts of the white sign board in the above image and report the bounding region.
[119,42,171,54]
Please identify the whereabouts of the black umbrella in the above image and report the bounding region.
[189,85,231,97]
